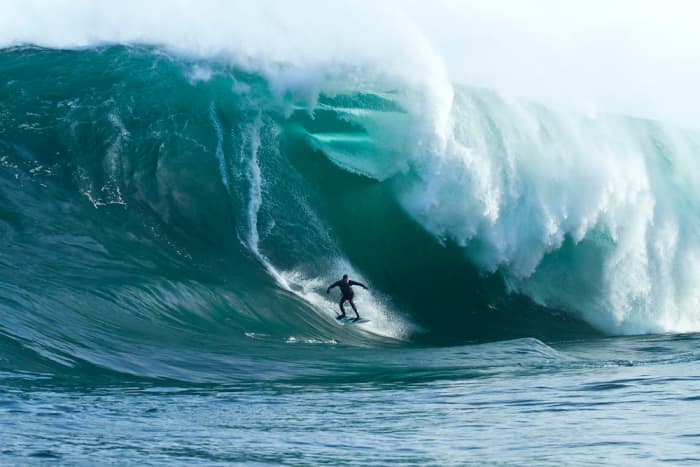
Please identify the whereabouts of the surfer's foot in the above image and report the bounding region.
[352,317,360,322]
[336,314,346,320]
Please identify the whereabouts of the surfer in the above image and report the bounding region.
[326,274,368,321]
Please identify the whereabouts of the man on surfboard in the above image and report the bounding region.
[326,274,368,321]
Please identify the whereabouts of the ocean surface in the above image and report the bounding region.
[3,4,700,464]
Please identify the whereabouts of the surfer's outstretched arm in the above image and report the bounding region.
[326,281,339,294]
[349,280,368,290]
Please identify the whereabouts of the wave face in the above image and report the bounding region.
[2,42,700,380]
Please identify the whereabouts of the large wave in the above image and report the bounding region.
[1,3,700,380]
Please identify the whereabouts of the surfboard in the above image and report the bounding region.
[336,316,370,324]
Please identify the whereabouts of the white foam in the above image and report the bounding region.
[395,93,700,335]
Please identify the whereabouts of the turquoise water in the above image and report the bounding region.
[2,45,700,464]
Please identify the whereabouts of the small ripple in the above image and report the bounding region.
[29,450,61,459]
[581,382,631,391]
[636,346,672,353]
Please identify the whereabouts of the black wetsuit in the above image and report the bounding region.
[326,279,367,319]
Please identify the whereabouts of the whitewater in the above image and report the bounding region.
[2,1,700,464]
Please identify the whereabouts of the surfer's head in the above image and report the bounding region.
[342,274,348,282]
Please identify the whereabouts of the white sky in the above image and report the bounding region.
[406,0,700,126]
